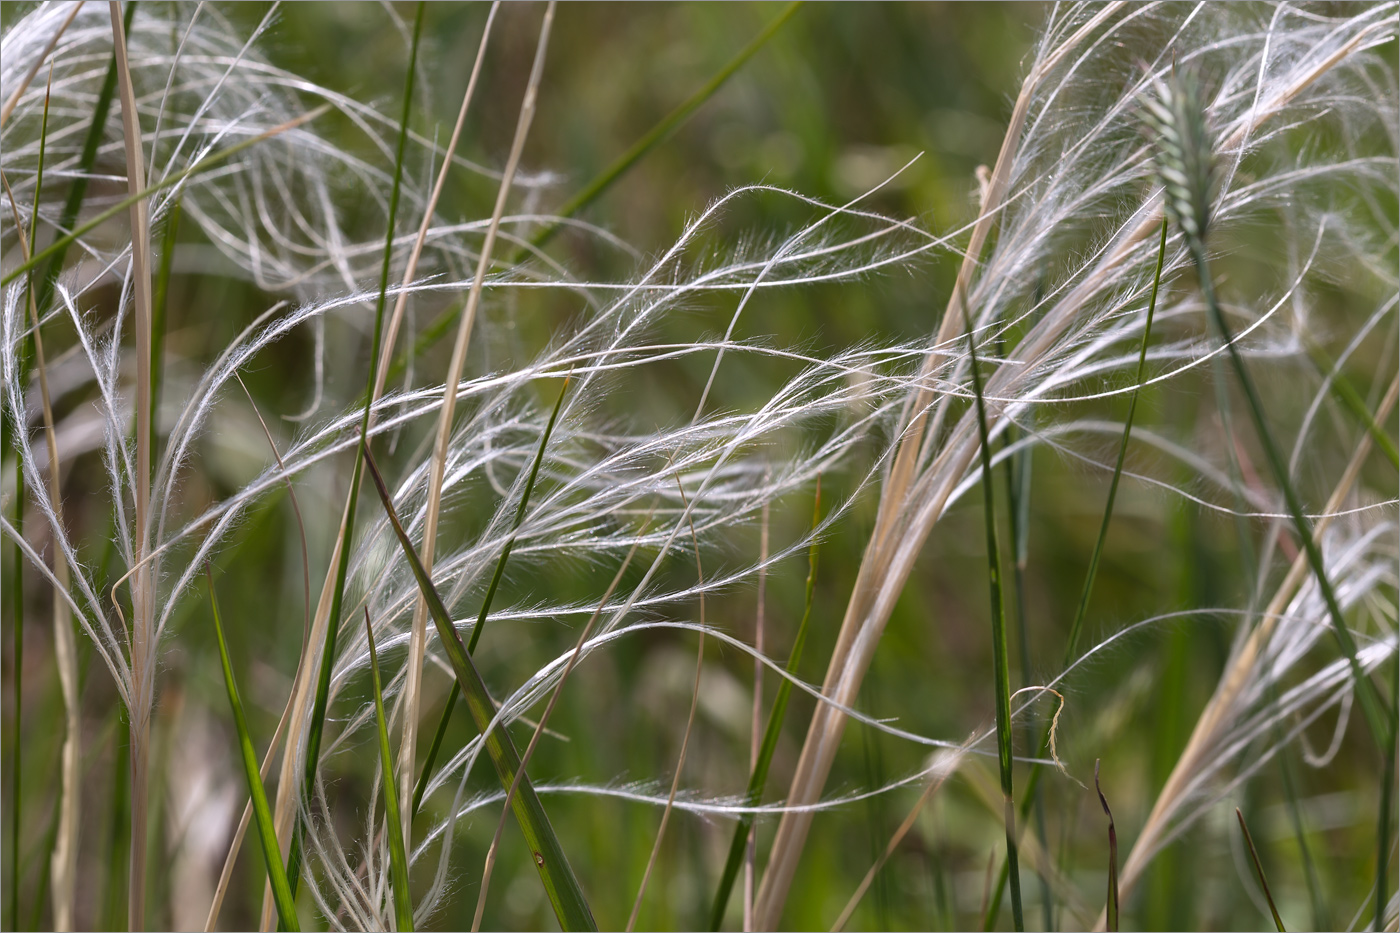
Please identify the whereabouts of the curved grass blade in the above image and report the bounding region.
[364,610,413,932]
[1095,761,1118,933]
[362,445,596,932]
[206,567,299,932]
[1235,808,1284,931]
[411,374,571,820]
[285,3,425,902]
[709,479,821,930]
[962,287,1023,932]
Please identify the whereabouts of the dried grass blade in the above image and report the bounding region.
[365,610,413,932]
[362,445,596,932]
[207,568,299,932]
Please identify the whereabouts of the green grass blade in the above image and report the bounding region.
[1235,808,1284,931]
[708,479,821,930]
[286,3,424,900]
[1192,246,1393,754]
[364,610,414,932]
[411,374,570,819]
[961,290,1023,933]
[522,2,801,257]
[362,445,597,931]
[1095,761,1119,933]
[207,568,299,932]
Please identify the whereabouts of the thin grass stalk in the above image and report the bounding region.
[405,5,552,848]
[6,79,79,929]
[985,216,1170,928]
[709,481,821,931]
[752,11,1124,923]
[523,0,801,256]
[206,568,299,932]
[626,478,708,933]
[1095,762,1118,933]
[391,2,500,836]
[961,285,1023,932]
[361,445,596,931]
[411,373,569,821]
[279,7,424,917]
[6,471,20,933]
[471,506,658,931]
[102,710,130,932]
[364,611,412,933]
[1303,338,1399,469]
[109,5,155,925]
[1235,808,1284,931]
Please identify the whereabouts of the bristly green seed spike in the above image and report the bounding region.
[708,478,821,930]
[362,444,597,932]
[207,568,299,932]
[365,610,414,932]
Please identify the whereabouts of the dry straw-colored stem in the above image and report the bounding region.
[109,4,156,927]
[394,3,500,841]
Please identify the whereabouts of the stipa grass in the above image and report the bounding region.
[2,3,1396,931]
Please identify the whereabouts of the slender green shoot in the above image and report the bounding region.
[1235,808,1284,931]
[1095,761,1119,933]
[522,2,801,256]
[364,610,413,932]
[708,479,822,930]
[362,445,597,931]
[286,2,424,900]
[207,567,299,932]
[411,374,571,819]
[961,288,1023,932]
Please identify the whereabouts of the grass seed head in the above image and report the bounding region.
[1142,71,1216,251]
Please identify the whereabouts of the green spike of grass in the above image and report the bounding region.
[1235,808,1284,931]
[411,374,570,820]
[207,567,299,932]
[364,609,414,932]
[362,444,597,932]
[285,2,424,901]
[708,478,821,931]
